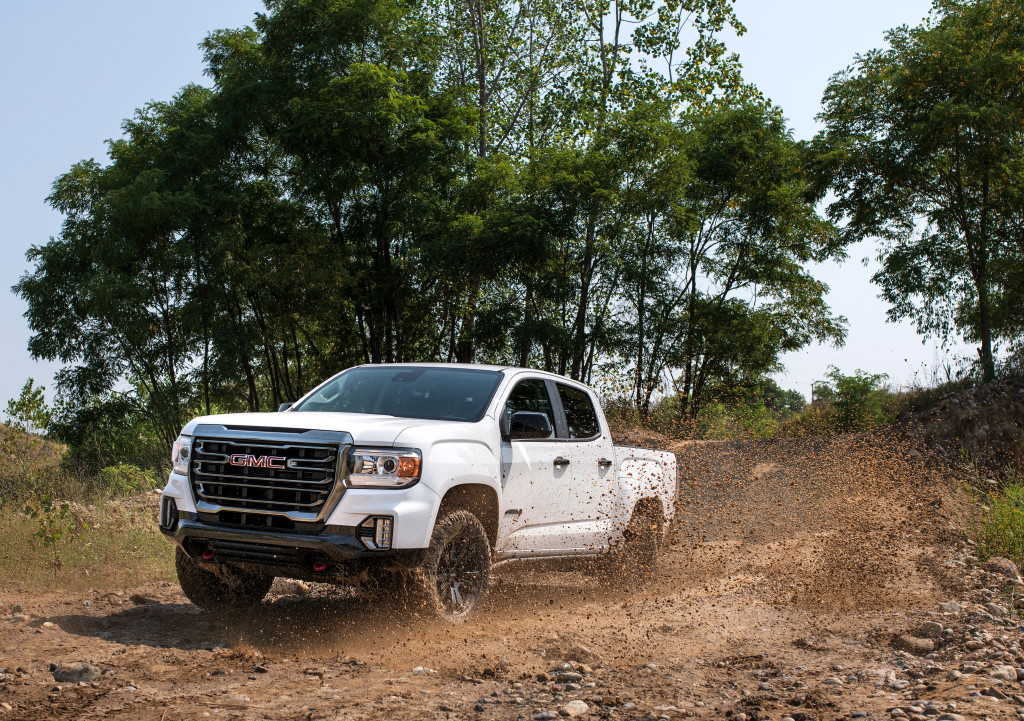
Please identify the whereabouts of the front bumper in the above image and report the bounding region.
[161,513,424,580]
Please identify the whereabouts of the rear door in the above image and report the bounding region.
[552,382,618,551]
[495,378,572,555]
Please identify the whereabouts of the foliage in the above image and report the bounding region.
[14,0,849,461]
[21,497,83,583]
[974,477,1024,569]
[815,0,1024,381]
[0,500,172,591]
[99,464,162,498]
[694,401,779,440]
[1,379,59,503]
[812,367,891,433]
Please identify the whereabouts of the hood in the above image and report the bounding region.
[180,411,463,446]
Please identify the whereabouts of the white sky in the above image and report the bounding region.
[0,0,963,409]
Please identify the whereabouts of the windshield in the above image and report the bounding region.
[293,366,503,422]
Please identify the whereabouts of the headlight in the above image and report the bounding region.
[347,448,421,488]
[171,435,192,475]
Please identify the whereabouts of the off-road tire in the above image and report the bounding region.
[175,547,273,611]
[408,510,491,623]
[603,504,662,588]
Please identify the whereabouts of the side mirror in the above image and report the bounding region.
[509,411,552,440]
[278,402,294,412]
[499,410,511,440]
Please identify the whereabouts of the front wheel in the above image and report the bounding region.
[175,547,273,611]
[409,510,491,623]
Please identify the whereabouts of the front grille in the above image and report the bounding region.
[190,436,342,524]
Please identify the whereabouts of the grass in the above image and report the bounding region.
[973,476,1024,570]
[0,495,175,592]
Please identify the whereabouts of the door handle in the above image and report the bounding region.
[597,458,613,468]
[553,457,570,468]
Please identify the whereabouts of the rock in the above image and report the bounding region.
[560,700,590,717]
[893,636,936,655]
[0,702,12,711]
[983,687,1009,699]
[918,622,944,638]
[563,644,602,665]
[984,557,1020,578]
[534,712,558,720]
[51,664,100,684]
[823,677,844,685]
[983,598,1007,618]
[947,670,962,680]
[936,715,965,721]
[940,601,962,613]
[992,665,1018,681]
[852,713,868,719]
[555,672,584,684]
[412,667,436,675]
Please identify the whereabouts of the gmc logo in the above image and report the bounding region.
[229,454,286,469]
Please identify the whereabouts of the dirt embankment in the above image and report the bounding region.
[897,378,1024,474]
[1,434,1021,721]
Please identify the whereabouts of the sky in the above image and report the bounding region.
[0,0,960,409]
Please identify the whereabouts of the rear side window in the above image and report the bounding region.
[504,379,556,439]
[557,383,599,439]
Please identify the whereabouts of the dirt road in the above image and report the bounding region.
[2,436,1021,721]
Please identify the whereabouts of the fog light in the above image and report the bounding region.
[159,496,179,531]
[357,516,393,550]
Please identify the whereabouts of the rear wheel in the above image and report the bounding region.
[409,510,491,623]
[175,547,273,610]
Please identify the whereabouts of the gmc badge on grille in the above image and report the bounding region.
[229,454,287,469]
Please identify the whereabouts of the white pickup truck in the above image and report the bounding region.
[159,364,676,622]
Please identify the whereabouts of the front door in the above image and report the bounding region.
[496,378,574,555]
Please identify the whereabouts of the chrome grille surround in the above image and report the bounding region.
[189,424,353,525]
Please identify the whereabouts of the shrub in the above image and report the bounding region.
[814,367,891,432]
[695,402,778,440]
[974,478,1024,569]
[99,464,162,497]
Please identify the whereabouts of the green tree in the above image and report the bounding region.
[815,0,1024,381]
[813,367,890,432]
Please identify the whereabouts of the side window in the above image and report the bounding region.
[557,383,599,439]
[504,379,556,440]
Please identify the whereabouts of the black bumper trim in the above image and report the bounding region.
[162,514,424,571]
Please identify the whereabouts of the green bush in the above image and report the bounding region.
[975,478,1024,568]
[695,402,779,440]
[813,367,891,432]
[99,464,162,497]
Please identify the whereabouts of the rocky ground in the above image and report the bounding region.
[1,435,1023,721]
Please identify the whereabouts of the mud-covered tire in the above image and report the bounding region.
[602,504,662,587]
[408,510,491,623]
[175,547,273,611]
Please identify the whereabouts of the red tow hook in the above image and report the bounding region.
[201,548,215,561]
[312,560,329,572]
